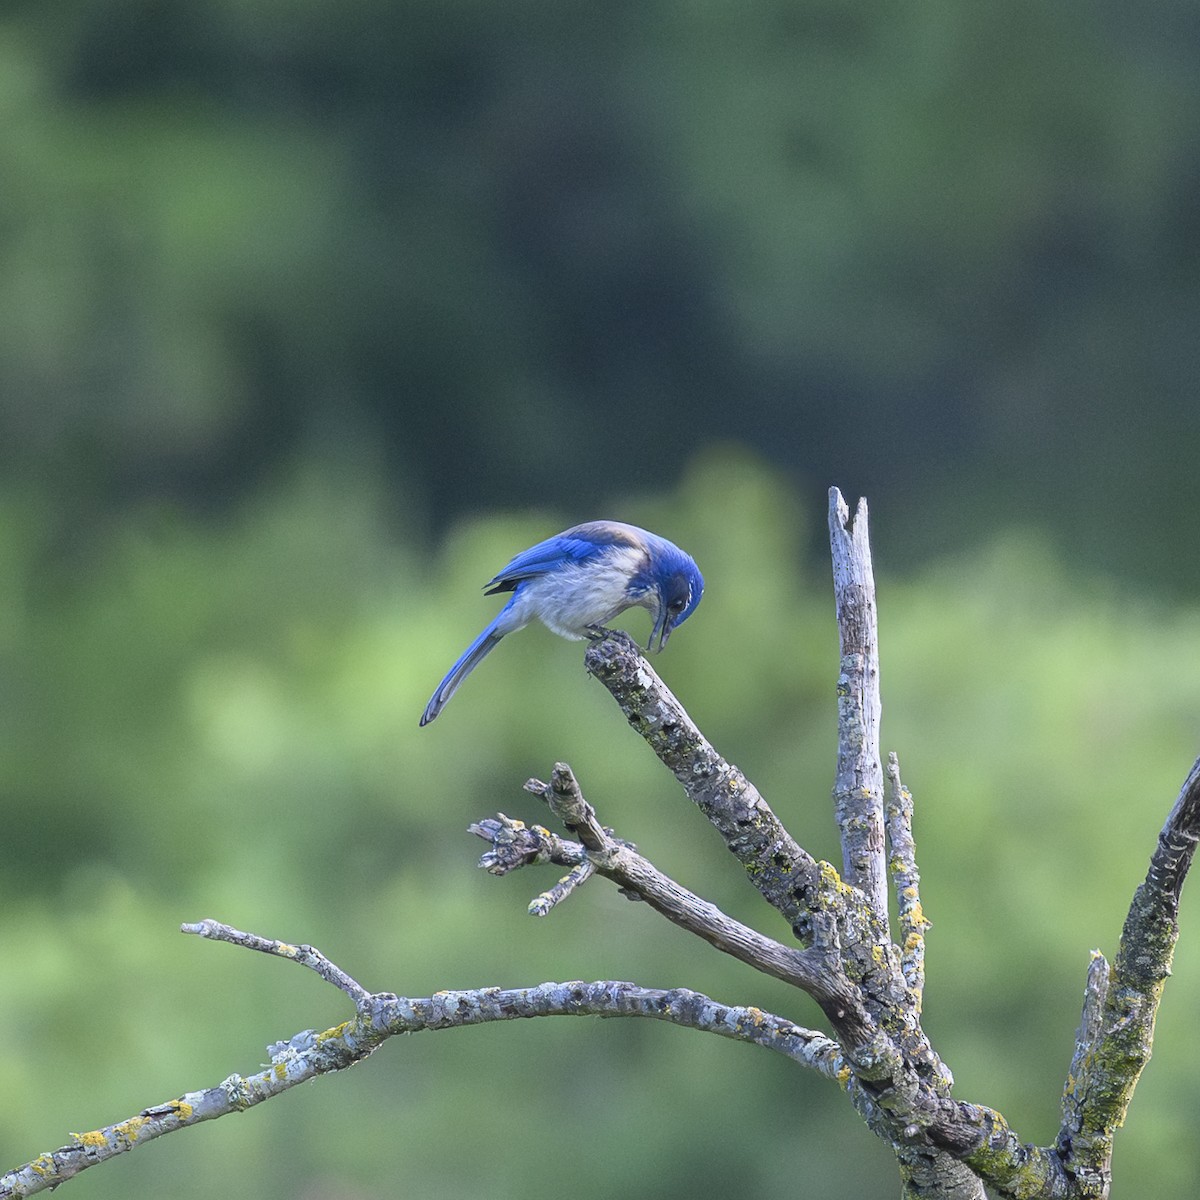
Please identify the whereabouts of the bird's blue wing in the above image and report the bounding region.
[483,522,644,595]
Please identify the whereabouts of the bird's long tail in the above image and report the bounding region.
[420,618,507,726]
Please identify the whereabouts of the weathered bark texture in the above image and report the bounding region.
[828,490,889,921]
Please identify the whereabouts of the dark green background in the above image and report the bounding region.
[2,3,1198,1197]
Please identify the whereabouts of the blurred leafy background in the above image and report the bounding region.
[2,1,1199,1197]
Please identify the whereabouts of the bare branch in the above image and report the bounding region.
[925,1101,1071,1200]
[181,919,373,1005]
[914,758,1200,1198]
[0,998,386,1199]
[583,631,861,944]
[582,632,947,1116]
[1055,755,1200,1188]
[828,488,888,923]
[1057,951,1111,1175]
[1145,754,1200,908]
[0,951,849,1199]
[527,763,609,850]
[528,860,599,915]
[480,765,872,1038]
[885,753,930,1010]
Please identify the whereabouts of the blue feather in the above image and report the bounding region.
[483,521,643,594]
[419,608,511,726]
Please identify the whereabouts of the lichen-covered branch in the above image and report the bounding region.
[476,767,995,1196]
[511,763,876,1044]
[582,634,943,1066]
[582,630,901,1021]
[181,919,375,1004]
[583,629,828,939]
[1057,951,1111,1187]
[477,748,1200,1200]
[0,940,387,1200]
[910,757,1200,1198]
[828,488,889,923]
[0,923,849,1199]
[885,753,930,1011]
[1054,755,1200,1191]
[468,810,598,913]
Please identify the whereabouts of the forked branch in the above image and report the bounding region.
[0,920,851,1199]
[5,489,1197,1200]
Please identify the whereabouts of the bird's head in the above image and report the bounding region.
[646,552,704,653]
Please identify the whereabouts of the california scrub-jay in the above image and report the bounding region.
[420,520,704,725]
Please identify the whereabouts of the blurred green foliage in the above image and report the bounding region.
[2,1,1199,1194]
[2,1,1200,585]
[1,454,1198,1198]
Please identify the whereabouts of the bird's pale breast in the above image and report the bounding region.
[505,546,647,639]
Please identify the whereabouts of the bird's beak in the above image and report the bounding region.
[648,605,670,653]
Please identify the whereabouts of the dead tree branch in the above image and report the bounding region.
[828,489,889,921]
[0,921,848,1199]
[5,488,1197,1200]
[885,752,930,1011]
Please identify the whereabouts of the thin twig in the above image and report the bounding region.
[181,919,372,1005]
[528,861,598,915]
[468,813,586,875]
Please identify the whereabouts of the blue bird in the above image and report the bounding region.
[420,520,704,726]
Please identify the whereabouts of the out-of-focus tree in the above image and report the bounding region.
[1,2,1199,583]
[2,457,1199,1196]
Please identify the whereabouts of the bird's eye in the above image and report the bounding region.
[669,598,686,614]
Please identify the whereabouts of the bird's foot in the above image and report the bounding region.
[584,624,614,641]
